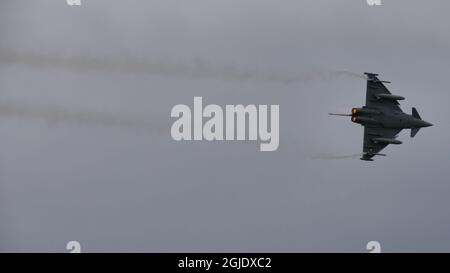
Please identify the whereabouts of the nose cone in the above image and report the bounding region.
[421,120,433,127]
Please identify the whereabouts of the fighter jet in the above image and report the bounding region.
[330,72,433,161]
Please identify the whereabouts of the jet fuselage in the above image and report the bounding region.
[352,107,433,129]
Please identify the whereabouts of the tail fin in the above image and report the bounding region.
[412,107,421,119]
[411,127,420,138]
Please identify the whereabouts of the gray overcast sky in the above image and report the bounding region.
[1,0,449,252]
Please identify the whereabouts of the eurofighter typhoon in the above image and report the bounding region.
[330,73,433,161]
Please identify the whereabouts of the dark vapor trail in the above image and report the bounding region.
[0,49,299,83]
[0,100,165,133]
[0,48,367,84]
[309,153,362,160]
[332,70,368,80]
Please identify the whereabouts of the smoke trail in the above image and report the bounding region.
[0,48,367,84]
[0,100,164,132]
[332,70,368,80]
[0,49,298,83]
[309,153,362,160]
